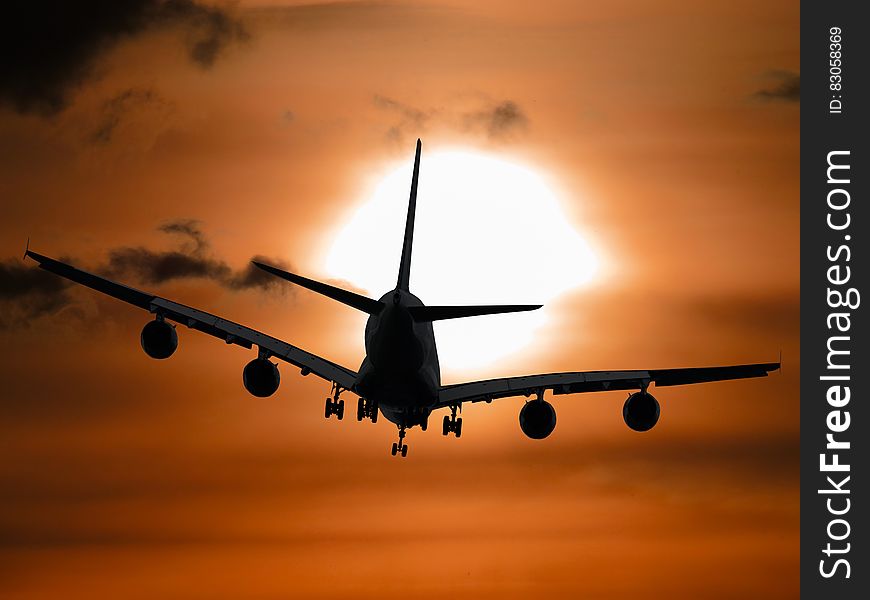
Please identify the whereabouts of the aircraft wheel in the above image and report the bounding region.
[371,408,378,424]
[391,442,398,456]
[324,398,332,419]
[442,415,450,436]
[336,399,345,420]
[401,445,408,457]
[455,418,463,438]
[356,398,364,421]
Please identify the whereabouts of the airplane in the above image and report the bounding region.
[24,139,780,457]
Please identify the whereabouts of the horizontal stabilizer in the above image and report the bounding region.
[252,261,384,314]
[409,304,542,322]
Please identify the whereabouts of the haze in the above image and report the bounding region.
[0,1,798,598]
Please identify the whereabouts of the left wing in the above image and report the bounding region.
[437,362,779,407]
[25,250,358,391]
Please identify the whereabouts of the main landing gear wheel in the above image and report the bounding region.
[324,384,347,420]
[357,397,379,423]
[442,406,462,438]
[325,397,345,419]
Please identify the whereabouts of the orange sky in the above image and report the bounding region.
[0,1,798,598]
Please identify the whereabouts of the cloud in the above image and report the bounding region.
[101,219,290,292]
[374,95,433,142]
[0,259,74,328]
[462,100,528,139]
[754,71,800,102]
[90,87,169,144]
[103,247,233,285]
[168,0,249,68]
[0,220,291,329]
[374,94,529,143]
[0,1,248,116]
[157,218,208,253]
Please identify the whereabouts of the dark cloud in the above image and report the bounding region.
[0,259,73,328]
[0,1,248,116]
[103,247,232,285]
[172,1,249,68]
[156,218,208,253]
[227,256,291,291]
[101,219,289,292]
[462,100,528,139]
[90,87,168,144]
[374,94,528,143]
[0,220,291,329]
[754,71,800,102]
[374,95,433,142]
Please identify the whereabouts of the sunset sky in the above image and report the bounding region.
[0,1,799,598]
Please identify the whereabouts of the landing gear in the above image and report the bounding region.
[325,383,345,420]
[356,397,378,423]
[442,405,462,438]
[325,397,344,419]
[391,427,409,457]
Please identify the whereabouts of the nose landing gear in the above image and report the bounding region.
[391,426,409,457]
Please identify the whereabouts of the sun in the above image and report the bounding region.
[325,149,599,373]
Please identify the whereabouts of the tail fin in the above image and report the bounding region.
[252,261,384,314]
[397,139,422,291]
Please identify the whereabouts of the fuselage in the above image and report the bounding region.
[354,289,441,429]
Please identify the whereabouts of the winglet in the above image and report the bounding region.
[778,349,783,374]
[23,237,30,260]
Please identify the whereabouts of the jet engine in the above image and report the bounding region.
[243,358,280,397]
[519,399,557,439]
[140,319,178,359]
[623,391,660,432]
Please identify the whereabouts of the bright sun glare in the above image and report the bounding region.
[325,150,599,373]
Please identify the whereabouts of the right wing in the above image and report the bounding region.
[25,250,358,391]
[437,362,780,407]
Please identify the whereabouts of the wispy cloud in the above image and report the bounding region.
[0,220,290,329]
[754,71,800,102]
[374,94,530,144]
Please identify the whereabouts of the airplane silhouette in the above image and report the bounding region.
[25,139,779,457]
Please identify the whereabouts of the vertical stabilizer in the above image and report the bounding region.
[397,139,421,291]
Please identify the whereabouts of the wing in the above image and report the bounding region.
[25,250,358,391]
[437,362,779,407]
